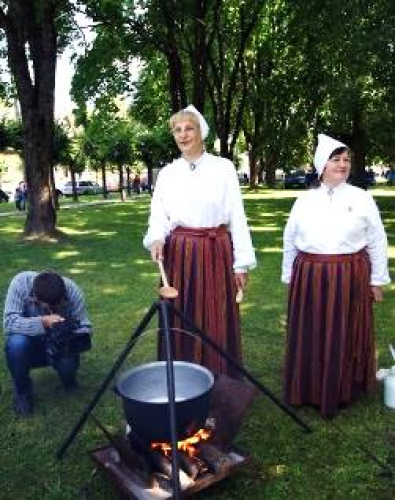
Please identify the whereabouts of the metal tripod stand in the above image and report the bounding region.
[57,298,311,499]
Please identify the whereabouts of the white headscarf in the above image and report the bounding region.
[183,104,210,140]
[313,133,348,177]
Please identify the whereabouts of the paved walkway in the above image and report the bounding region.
[0,197,141,218]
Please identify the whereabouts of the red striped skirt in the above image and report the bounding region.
[284,249,376,418]
[159,225,242,378]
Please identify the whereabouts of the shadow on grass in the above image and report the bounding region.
[0,191,394,500]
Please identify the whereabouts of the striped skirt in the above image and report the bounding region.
[159,225,242,379]
[284,249,376,418]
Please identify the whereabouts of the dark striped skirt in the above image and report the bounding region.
[284,249,376,418]
[159,225,242,379]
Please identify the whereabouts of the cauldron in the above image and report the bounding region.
[116,361,214,443]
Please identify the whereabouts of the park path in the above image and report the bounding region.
[0,197,141,218]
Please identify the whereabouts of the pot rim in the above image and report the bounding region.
[116,360,214,403]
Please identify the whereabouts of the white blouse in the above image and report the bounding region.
[281,182,391,285]
[143,152,256,271]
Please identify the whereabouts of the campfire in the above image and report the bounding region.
[58,297,311,498]
[90,375,258,499]
[151,427,212,458]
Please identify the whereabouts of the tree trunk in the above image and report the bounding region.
[71,169,78,202]
[248,147,258,187]
[147,163,154,195]
[264,165,276,188]
[126,166,131,196]
[265,154,278,188]
[24,112,56,235]
[101,162,108,199]
[1,1,59,237]
[161,2,187,111]
[50,163,59,210]
[118,164,125,202]
[191,1,209,112]
[350,108,367,190]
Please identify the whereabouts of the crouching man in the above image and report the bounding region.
[3,271,92,417]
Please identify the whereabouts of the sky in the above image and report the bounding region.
[54,10,94,120]
[54,47,142,120]
[55,49,76,119]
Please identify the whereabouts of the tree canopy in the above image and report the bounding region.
[1,0,395,237]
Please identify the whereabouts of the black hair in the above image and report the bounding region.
[32,271,66,306]
[329,146,349,159]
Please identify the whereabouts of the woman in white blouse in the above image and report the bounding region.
[144,105,256,378]
[281,134,391,418]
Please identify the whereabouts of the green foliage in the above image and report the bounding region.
[68,0,395,173]
[0,118,23,152]
[53,122,72,166]
[131,57,172,129]
[136,124,178,169]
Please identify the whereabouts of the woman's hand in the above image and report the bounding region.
[371,285,383,302]
[151,240,164,262]
[234,272,249,291]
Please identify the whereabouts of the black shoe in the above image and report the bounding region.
[13,392,33,417]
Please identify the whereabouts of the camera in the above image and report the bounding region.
[46,318,91,360]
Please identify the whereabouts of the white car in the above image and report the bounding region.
[62,180,102,196]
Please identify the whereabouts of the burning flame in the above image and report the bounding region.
[151,428,211,458]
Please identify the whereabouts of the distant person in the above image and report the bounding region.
[143,105,256,378]
[14,187,21,210]
[132,174,141,194]
[18,181,27,211]
[3,271,93,417]
[281,133,391,418]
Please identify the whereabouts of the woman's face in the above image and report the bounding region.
[172,118,203,158]
[322,150,351,186]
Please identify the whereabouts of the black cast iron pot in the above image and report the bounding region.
[116,361,215,443]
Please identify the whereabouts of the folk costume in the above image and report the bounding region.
[144,144,256,378]
[281,135,390,417]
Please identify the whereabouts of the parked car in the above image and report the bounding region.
[238,172,249,185]
[61,180,102,196]
[0,188,10,202]
[305,170,319,187]
[386,170,395,186]
[365,169,376,187]
[283,169,307,189]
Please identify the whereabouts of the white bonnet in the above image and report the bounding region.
[314,133,348,176]
[183,104,210,140]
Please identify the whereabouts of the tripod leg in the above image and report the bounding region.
[56,301,160,459]
[158,300,182,500]
[169,302,311,433]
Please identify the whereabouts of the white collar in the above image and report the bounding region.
[320,181,347,194]
[182,151,207,170]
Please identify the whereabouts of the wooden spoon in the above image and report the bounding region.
[157,260,178,299]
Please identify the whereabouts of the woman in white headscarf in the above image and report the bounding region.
[143,105,256,378]
[281,134,391,417]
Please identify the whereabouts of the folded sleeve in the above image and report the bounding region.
[143,170,171,250]
[226,163,256,271]
[3,273,46,336]
[365,196,391,286]
[281,200,299,284]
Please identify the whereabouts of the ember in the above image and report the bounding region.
[151,428,211,458]
[89,375,258,499]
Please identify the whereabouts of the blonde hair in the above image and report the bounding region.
[169,110,201,134]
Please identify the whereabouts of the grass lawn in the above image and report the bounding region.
[0,188,394,500]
